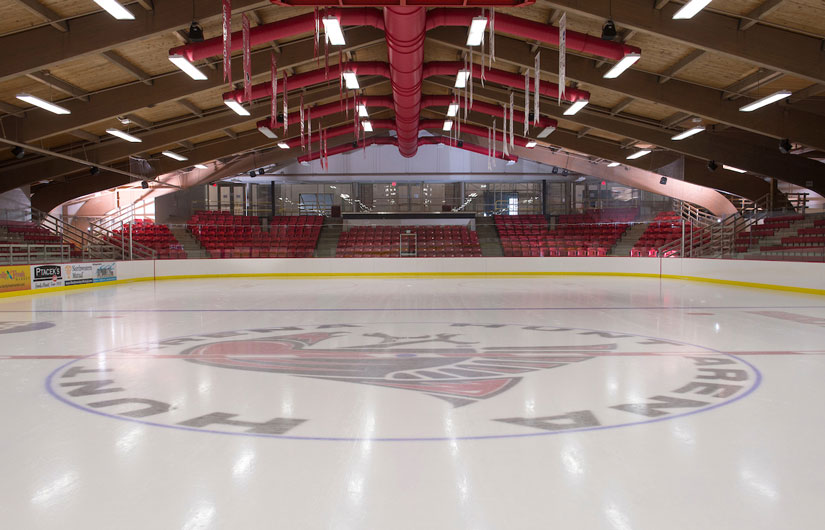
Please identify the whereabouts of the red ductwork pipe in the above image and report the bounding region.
[425,9,640,61]
[383,7,427,158]
[423,61,589,103]
[169,8,384,62]
[420,95,557,129]
[255,95,395,131]
[223,62,391,103]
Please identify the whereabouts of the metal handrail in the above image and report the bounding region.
[0,243,72,265]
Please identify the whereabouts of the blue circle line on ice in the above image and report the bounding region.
[45,323,762,442]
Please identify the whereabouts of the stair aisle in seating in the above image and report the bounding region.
[336,225,481,258]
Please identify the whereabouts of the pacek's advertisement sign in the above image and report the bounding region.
[30,264,63,289]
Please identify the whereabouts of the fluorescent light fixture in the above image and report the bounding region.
[224,99,250,116]
[358,104,369,117]
[342,71,359,90]
[739,90,792,112]
[603,53,641,79]
[672,0,713,20]
[525,140,537,148]
[168,55,207,81]
[194,164,208,169]
[442,120,453,131]
[671,126,705,140]
[93,0,134,20]
[362,120,373,132]
[454,69,471,88]
[322,16,346,46]
[446,103,459,117]
[723,165,747,173]
[257,125,278,139]
[626,149,652,160]
[607,162,621,167]
[277,142,290,149]
[106,128,142,143]
[162,151,188,161]
[15,93,70,115]
[537,126,556,138]
[466,17,488,46]
[563,100,588,116]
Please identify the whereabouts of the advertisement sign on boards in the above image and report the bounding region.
[1,266,30,293]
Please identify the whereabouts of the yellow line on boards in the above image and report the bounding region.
[1,271,823,298]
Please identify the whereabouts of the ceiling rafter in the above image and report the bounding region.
[658,49,705,84]
[0,0,270,83]
[722,68,785,100]
[12,0,68,32]
[25,70,89,102]
[541,0,825,84]
[426,77,825,195]
[739,0,787,31]
[10,28,385,143]
[101,50,153,85]
[428,29,825,151]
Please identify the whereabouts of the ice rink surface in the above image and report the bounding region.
[1,276,824,529]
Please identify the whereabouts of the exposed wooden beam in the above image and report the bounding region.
[13,0,68,32]
[101,51,153,86]
[25,71,89,102]
[0,101,25,117]
[0,81,378,191]
[577,127,593,138]
[69,130,100,143]
[125,114,153,130]
[135,0,154,12]
[610,97,635,115]
[10,28,384,143]
[222,128,239,139]
[654,0,671,8]
[541,0,825,84]
[177,99,203,117]
[0,0,270,83]
[179,140,194,150]
[788,83,825,103]
[722,69,785,100]
[739,0,786,31]
[440,80,825,197]
[658,49,705,84]
[429,29,825,151]
[661,112,692,128]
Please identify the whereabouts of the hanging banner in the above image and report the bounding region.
[523,70,529,135]
[270,53,277,130]
[502,105,509,157]
[559,12,567,105]
[0,266,29,293]
[283,72,288,134]
[509,92,515,149]
[242,14,252,103]
[300,94,305,150]
[314,7,320,61]
[533,51,540,124]
[222,0,232,84]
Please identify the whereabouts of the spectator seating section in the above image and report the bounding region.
[336,225,481,257]
[188,211,322,258]
[0,221,61,244]
[110,219,184,259]
[631,211,698,257]
[496,211,634,257]
[734,215,806,253]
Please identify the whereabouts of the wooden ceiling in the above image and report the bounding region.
[0,0,823,211]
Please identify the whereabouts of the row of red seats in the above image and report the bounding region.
[209,247,314,259]
[189,211,261,226]
[337,225,481,257]
[557,207,639,225]
[186,214,323,258]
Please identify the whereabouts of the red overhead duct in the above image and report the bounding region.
[423,61,589,103]
[383,7,427,158]
[223,62,391,103]
[169,8,384,62]
[256,95,395,131]
[420,95,557,128]
[426,9,640,61]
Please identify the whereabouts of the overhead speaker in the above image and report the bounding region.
[248,170,256,178]
[11,146,24,159]
[141,181,149,189]
[660,176,667,185]
[707,160,718,171]
[457,140,463,147]
[601,20,618,41]
[89,166,100,176]
[187,21,204,43]
[258,168,265,175]
[779,138,792,154]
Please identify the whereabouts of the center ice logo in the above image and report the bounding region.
[48,323,760,441]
